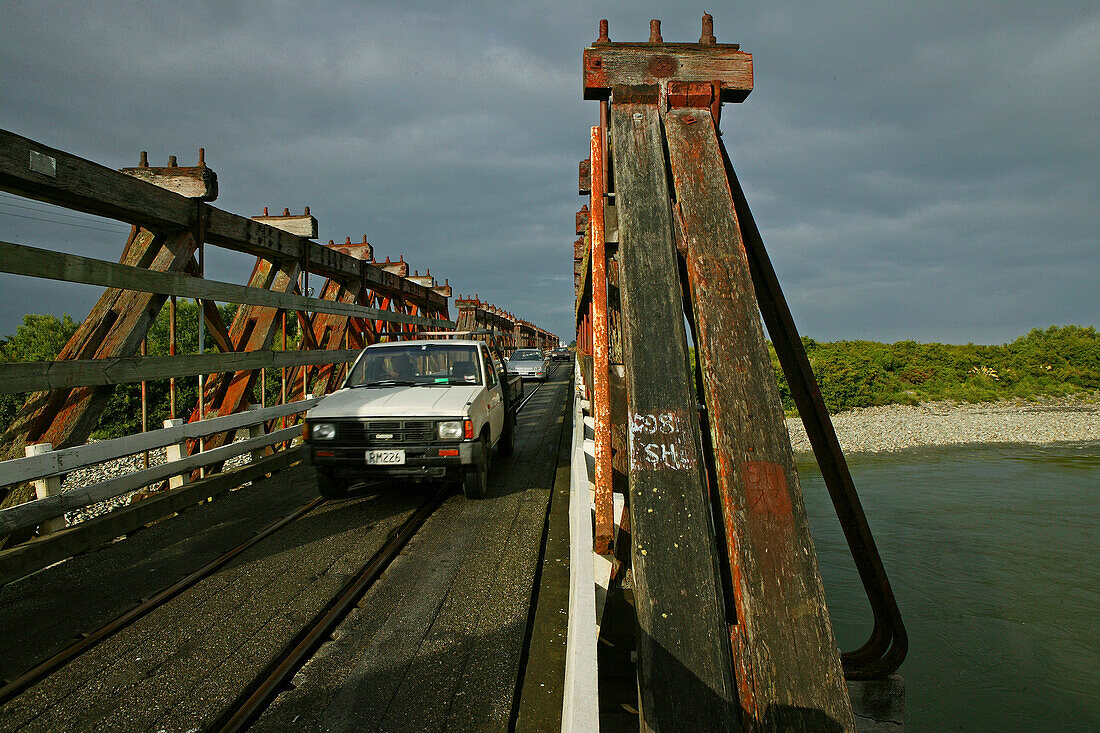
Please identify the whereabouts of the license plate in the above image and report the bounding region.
[365,449,405,465]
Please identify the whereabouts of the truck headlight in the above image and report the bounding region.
[311,423,336,440]
[437,420,464,440]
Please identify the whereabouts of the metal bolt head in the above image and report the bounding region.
[700,13,716,45]
[649,55,675,77]
[597,19,610,44]
[649,19,663,43]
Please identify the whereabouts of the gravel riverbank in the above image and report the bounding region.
[786,393,1100,454]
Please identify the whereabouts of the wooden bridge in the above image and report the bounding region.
[0,16,904,732]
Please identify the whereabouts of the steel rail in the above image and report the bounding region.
[211,483,451,733]
[516,362,565,413]
[0,496,324,705]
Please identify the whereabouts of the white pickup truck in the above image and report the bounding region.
[304,339,523,499]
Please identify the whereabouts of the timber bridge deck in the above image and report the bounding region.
[0,16,905,732]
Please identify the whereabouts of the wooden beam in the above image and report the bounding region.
[0,425,301,535]
[584,43,752,102]
[0,398,319,486]
[0,240,453,328]
[0,129,447,309]
[0,348,363,394]
[664,106,853,729]
[610,99,739,729]
[718,140,907,679]
[0,130,196,231]
[119,164,218,201]
[17,229,196,453]
[250,210,318,238]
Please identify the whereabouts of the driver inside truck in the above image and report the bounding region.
[386,353,417,380]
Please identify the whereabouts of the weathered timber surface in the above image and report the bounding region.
[0,229,195,543]
[0,399,317,487]
[0,474,434,732]
[118,164,218,201]
[664,107,853,731]
[249,211,318,238]
[0,446,304,587]
[512,377,573,730]
[0,129,446,308]
[0,131,195,231]
[610,99,739,731]
[252,369,573,733]
[578,157,591,195]
[0,240,450,327]
[0,463,319,684]
[584,44,752,102]
[718,141,907,679]
[0,348,363,394]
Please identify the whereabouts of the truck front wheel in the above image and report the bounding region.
[462,435,490,499]
[317,468,349,500]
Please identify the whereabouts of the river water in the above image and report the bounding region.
[796,442,1100,731]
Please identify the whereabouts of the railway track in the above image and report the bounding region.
[0,497,325,707]
[0,367,569,731]
[516,362,565,412]
[212,483,450,732]
[0,485,448,731]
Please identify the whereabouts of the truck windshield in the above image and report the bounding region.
[510,350,542,361]
[345,344,482,387]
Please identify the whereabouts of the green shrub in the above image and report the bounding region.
[767,325,1099,414]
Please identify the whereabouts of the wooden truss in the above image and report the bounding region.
[575,15,906,731]
[0,134,452,539]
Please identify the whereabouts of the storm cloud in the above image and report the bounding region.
[1,1,1096,344]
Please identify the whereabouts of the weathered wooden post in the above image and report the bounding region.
[163,418,190,490]
[585,20,742,730]
[583,15,856,730]
[245,405,268,464]
[23,444,66,534]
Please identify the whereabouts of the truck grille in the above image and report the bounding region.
[334,419,436,444]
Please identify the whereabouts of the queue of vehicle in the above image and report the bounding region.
[506,348,549,381]
[303,338,522,500]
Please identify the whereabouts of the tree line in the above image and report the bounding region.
[1,314,1096,437]
[0,303,301,439]
[771,325,1100,413]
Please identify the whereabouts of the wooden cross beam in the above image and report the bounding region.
[583,17,753,104]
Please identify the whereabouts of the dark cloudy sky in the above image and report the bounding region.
[1,1,1096,345]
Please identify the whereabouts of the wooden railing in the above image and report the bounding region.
[0,129,455,553]
[0,398,319,538]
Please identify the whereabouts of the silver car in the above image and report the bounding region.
[507,349,548,381]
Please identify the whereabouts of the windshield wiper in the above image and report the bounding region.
[354,379,417,388]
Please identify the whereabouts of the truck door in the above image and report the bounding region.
[481,345,505,441]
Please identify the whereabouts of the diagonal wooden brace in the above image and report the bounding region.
[663,105,854,729]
